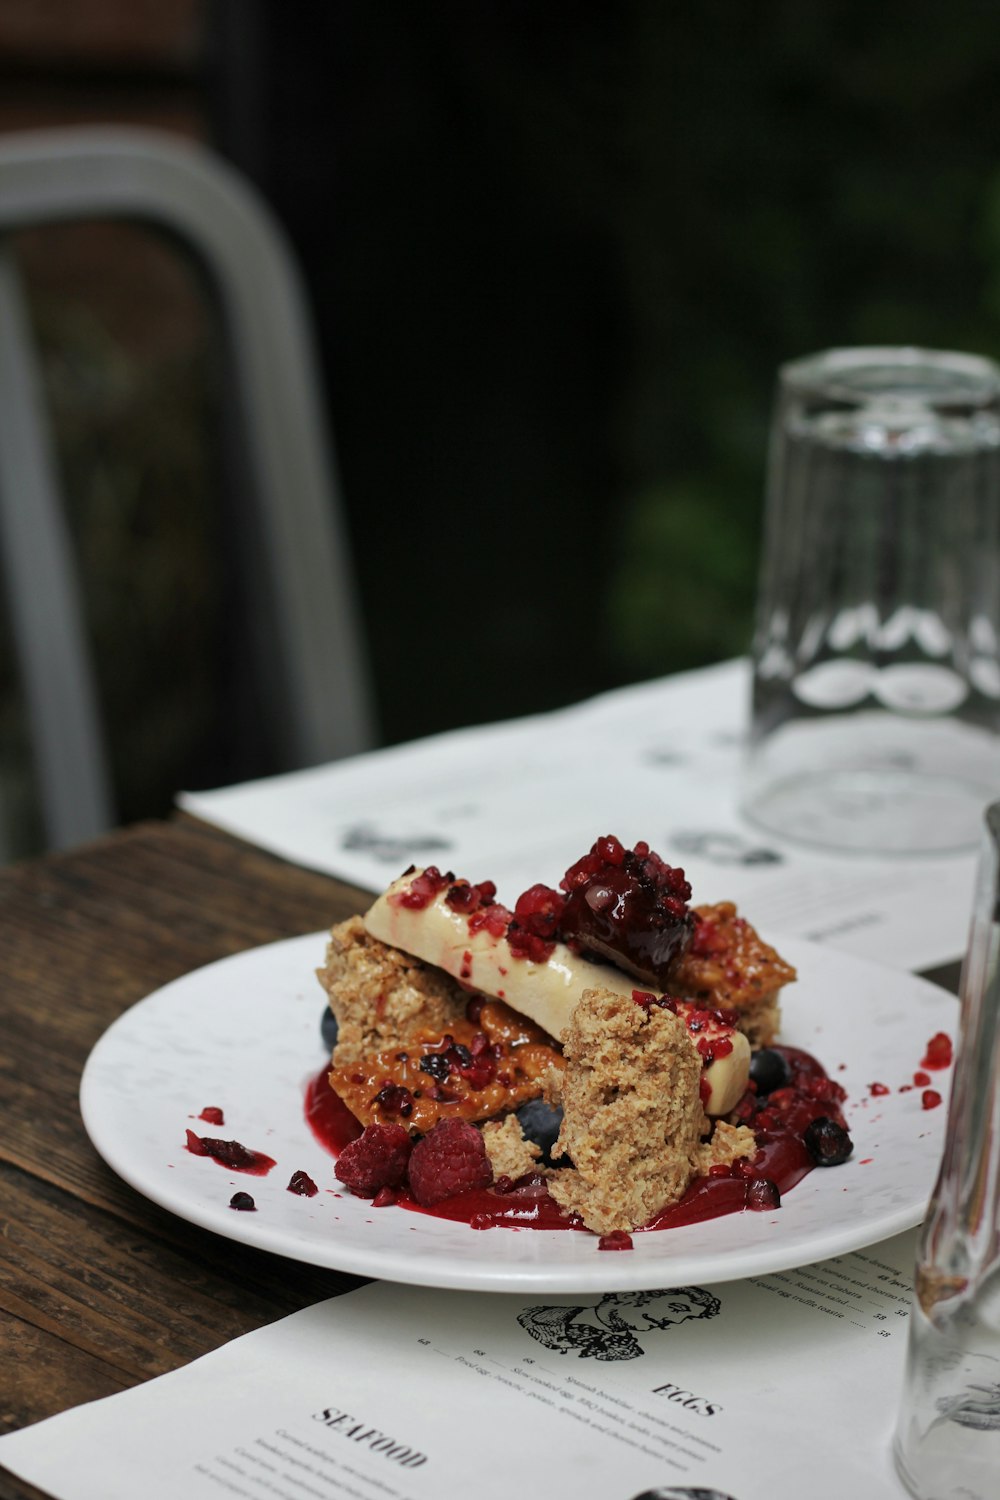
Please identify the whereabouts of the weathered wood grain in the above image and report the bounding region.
[0,819,374,1500]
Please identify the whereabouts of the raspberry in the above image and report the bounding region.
[507,923,557,963]
[506,884,565,964]
[335,1124,412,1197]
[407,1119,493,1206]
[513,883,565,933]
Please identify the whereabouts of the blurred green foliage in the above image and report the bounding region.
[268,0,1000,743]
[9,1,1000,856]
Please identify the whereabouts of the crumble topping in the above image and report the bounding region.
[668,900,797,1047]
[314,847,808,1238]
[317,915,466,1066]
[544,987,749,1236]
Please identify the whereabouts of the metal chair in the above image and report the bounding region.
[0,126,375,854]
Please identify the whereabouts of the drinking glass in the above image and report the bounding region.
[741,346,1000,854]
[893,800,1000,1499]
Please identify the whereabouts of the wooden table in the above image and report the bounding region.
[0,817,964,1500]
[1,819,375,1500]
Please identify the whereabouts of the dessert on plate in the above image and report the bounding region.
[315,835,849,1244]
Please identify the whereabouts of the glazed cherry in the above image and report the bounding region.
[556,836,694,984]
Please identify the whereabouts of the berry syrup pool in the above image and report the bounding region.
[305,1043,851,1235]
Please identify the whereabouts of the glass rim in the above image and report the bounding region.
[779,345,1000,406]
[986,800,1000,851]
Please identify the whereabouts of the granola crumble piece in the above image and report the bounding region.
[546,987,707,1235]
[694,1119,756,1176]
[481,1114,542,1181]
[316,916,466,1067]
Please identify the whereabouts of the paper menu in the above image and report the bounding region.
[179,659,977,974]
[0,1230,918,1500]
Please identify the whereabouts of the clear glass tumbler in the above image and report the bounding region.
[893,800,1000,1499]
[742,346,1000,854]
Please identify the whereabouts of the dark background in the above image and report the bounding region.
[4,0,1000,855]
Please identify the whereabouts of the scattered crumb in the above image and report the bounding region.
[694,1119,756,1176]
[546,987,708,1235]
[481,1114,541,1180]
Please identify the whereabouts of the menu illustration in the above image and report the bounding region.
[0,1230,919,1500]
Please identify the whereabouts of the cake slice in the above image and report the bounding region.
[359,866,750,1115]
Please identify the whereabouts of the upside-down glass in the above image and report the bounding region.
[741,347,1000,854]
[893,801,1000,1498]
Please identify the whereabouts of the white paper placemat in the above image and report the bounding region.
[0,1229,920,1500]
[180,660,978,973]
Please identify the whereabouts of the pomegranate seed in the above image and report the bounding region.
[921,1033,953,1070]
[287,1170,318,1196]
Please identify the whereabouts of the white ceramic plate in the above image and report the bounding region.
[80,932,956,1292]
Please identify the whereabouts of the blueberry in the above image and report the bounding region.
[320,1006,339,1050]
[749,1047,792,1096]
[804,1116,853,1166]
[419,1052,452,1083]
[515,1098,566,1166]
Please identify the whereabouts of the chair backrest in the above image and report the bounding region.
[0,126,376,854]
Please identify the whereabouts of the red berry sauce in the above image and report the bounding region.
[304,1041,848,1235]
[185,1130,276,1176]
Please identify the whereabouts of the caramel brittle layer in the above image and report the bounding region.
[328,999,562,1134]
[668,901,795,1047]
